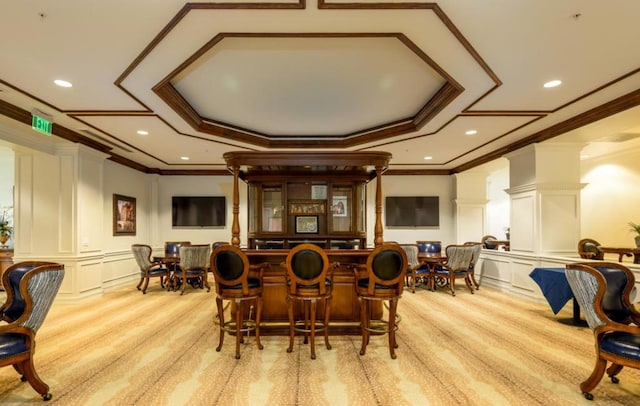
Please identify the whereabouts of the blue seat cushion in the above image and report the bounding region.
[175,268,205,276]
[148,267,168,275]
[411,266,429,276]
[434,268,467,276]
[601,332,640,362]
[0,333,28,359]
[357,278,398,290]
[221,277,261,290]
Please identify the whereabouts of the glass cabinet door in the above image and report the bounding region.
[262,186,283,232]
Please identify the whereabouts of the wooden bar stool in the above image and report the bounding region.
[284,244,334,359]
[353,244,407,359]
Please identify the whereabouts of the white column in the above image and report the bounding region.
[505,143,586,255]
[454,170,488,243]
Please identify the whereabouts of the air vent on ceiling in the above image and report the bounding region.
[78,129,133,153]
[594,133,640,143]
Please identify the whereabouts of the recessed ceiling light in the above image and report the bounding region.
[54,79,72,88]
[423,156,433,160]
[543,80,562,88]
[465,130,477,135]
[137,130,148,135]
[180,156,189,161]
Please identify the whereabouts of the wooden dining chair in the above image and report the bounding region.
[398,243,429,293]
[131,244,170,294]
[174,245,211,295]
[432,244,475,296]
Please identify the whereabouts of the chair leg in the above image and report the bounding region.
[180,276,187,295]
[287,296,295,353]
[256,296,264,350]
[464,275,474,294]
[234,299,242,359]
[202,273,211,292]
[141,277,150,294]
[359,298,369,356]
[310,299,317,360]
[388,298,399,359]
[469,272,480,290]
[449,272,456,296]
[20,357,50,400]
[136,276,144,291]
[606,363,623,383]
[215,297,225,352]
[580,356,607,395]
[324,297,332,350]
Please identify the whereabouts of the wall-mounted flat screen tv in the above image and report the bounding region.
[385,196,439,227]
[171,196,226,228]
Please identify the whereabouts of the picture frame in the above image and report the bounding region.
[288,200,326,215]
[295,215,319,234]
[332,196,348,217]
[113,194,136,236]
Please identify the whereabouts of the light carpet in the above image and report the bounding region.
[0,283,638,405]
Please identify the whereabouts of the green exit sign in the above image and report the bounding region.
[32,114,53,135]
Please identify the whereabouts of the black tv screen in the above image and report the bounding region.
[172,196,226,227]
[385,196,439,227]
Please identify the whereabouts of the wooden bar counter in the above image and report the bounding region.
[244,248,382,335]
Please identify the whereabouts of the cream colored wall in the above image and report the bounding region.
[157,175,246,247]
[581,149,640,247]
[373,174,455,247]
[0,146,14,248]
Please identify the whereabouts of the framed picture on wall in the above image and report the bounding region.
[288,200,326,215]
[332,196,348,217]
[113,194,136,236]
[295,215,318,234]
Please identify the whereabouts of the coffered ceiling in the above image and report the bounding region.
[1,1,640,174]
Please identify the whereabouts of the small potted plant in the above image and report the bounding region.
[628,222,640,247]
[0,207,12,248]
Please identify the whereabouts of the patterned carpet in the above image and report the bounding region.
[0,282,638,405]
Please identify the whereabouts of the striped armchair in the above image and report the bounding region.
[565,262,640,400]
[433,245,475,296]
[0,262,65,401]
[175,245,211,295]
[132,244,170,294]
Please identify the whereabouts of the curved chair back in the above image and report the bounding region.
[285,244,330,295]
[566,262,635,329]
[132,244,153,271]
[481,235,498,249]
[210,244,253,295]
[577,238,604,260]
[0,262,64,331]
[416,240,441,255]
[165,241,191,256]
[399,244,419,268]
[444,245,475,272]
[467,243,482,267]
[364,244,407,295]
[179,244,210,270]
